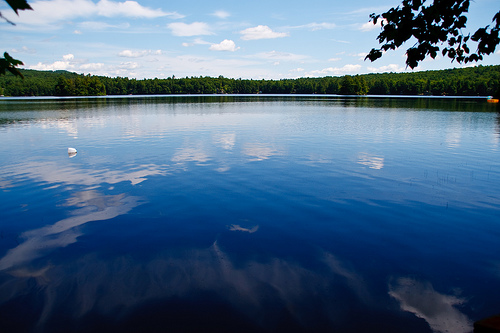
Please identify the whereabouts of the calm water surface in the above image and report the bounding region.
[0,95,499,333]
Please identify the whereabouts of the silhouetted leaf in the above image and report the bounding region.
[5,0,32,14]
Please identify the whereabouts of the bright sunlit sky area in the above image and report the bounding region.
[1,0,499,79]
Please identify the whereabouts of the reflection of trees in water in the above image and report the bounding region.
[496,111,500,137]
[0,95,494,114]
[339,96,495,112]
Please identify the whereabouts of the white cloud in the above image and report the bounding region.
[11,46,36,54]
[95,0,176,18]
[360,21,378,32]
[328,57,341,62]
[307,64,362,76]
[359,18,387,31]
[30,60,75,71]
[78,21,131,30]
[73,30,82,34]
[29,54,105,72]
[63,54,75,61]
[332,39,350,44]
[351,52,368,60]
[182,38,211,47]
[119,49,162,58]
[119,62,139,69]
[119,50,148,58]
[251,50,308,62]
[240,25,289,40]
[209,40,239,52]
[212,10,230,19]
[289,22,336,30]
[290,68,305,72]
[168,22,213,36]
[5,0,181,26]
[367,64,405,73]
[79,63,105,70]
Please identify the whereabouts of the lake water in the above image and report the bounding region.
[0,95,499,333]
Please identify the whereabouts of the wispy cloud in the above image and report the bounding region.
[168,22,214,36]
[79,63,105,70]
[287,22,336,30]
[11,46,36,54]
[307,64,362,76]
[332,39,351,44]
[29,53,103,72]
[351,52,368,60]
[359,18,387,32]
[240,25,289,40]
[212,10,230,19]
[119,62,139,70]
[250,50,308,62]
[182,38,211,47]
[209,40,239,52]
[344,6,390,16]
[4,0,182,26]
[118,49,162,58]
[78,21,130,30]
[95,0,180,18]
[367,64,405,73]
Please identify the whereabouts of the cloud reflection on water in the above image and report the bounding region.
[213,132,236,150]
[0,234,376,331]
[242,143,280,161]
[228,224,259,233]
[0,178,13,189]
[0,192,140,271]
[357,152,385,170]
[4,161,168,187]
[389,277,472,333]
[171,146,211,165]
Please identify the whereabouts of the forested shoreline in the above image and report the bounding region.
[0,65,498,97]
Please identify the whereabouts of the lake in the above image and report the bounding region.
[0,95,499,333]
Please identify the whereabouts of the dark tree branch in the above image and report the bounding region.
[1,0,33,77]
[365,0,500,69]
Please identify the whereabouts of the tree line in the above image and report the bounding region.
[0,65,498,97]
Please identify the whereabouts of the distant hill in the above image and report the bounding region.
[0,65,498,97]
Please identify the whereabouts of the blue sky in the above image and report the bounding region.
[1,0,499,79]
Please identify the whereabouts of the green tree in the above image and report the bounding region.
[1,0,32,77]
[366,0,499,69]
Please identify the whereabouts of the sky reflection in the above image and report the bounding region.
[0,97,498,332]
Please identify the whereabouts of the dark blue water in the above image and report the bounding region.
[0,95,499,333]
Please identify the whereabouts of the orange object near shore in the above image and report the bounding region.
[487,98,499,103]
